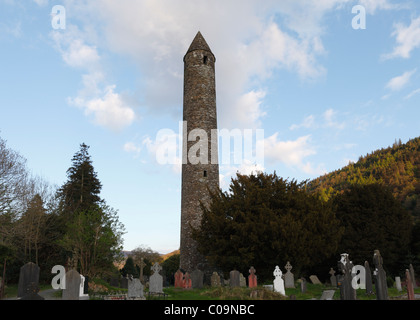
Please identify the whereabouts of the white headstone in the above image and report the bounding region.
[79,275,89,299]
[149,262,163,294]
[395,276,402,292]
[273,266,286,296]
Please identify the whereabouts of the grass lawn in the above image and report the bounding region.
[2,279,419,300]
[159,283,420,300]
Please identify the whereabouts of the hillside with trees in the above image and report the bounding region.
[309,137,420,223]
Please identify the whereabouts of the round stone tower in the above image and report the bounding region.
[180,31,220,272]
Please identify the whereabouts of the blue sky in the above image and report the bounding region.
[1,0,420,254]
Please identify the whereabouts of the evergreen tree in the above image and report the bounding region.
[57,143,102,219]
[121,256,139,278]
[162,254,180,285]
[57,144,125,276]
[192,172,343,281]
[332,183,413,274]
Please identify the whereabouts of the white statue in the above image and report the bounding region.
[273,266,286,296]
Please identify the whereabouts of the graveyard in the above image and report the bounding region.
[2,257,419,301]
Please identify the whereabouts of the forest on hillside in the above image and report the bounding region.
[309,137,420,223]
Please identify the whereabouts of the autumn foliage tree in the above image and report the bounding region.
[192,172,344,281]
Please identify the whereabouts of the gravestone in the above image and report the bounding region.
[395,276,402,292]
[320,290,335,300]
[364,261,374,295]
[239,273,246,287]
[62,269,81,300]
[139,258,146,284]
[406,269,415,300]
[309,275,322,285]
[120,276,128,289]
[263,284,273,291]
[17,262,40,298]
[20,282,44,300]
[409,264,418,289]
[211,272,221,287]
[329,268,337,287]
[229,270,240,288]
[248,267,257,288]
[300,278,307,294]
[128,277,145,300]
[184,272,192,289]
[191,269,204,289]
[284,261,295,288]
[337,253,356,300]
[79,275,89,299]
[373,250,388,300]
[149,262,163,293]
[110,276,119,287]
[174,269,184,288]
[273,266,286,296]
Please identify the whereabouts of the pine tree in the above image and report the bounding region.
[121,256,139,278]
[57,143,102,219]
[57,143,125,276]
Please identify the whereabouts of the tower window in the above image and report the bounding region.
[203,170,208,178]
[203,56,208,65]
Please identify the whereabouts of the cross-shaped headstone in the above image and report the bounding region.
[249,266,256,276]
[329,268,337,287]
[284,261,295,288]
[151,262,162,275]
[139,258,146,283]
[273,266,282,278]
[248,266,257,288]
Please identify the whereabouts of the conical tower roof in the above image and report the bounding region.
[185,31,214,57]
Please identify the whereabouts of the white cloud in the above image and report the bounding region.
[324,108,346,130]
[359,0,400,14]
[290,115,316,130]
[382,16,420,59]
[230,90,267,129]
[142,132,182,174]
[70,85,136,132]
[405,88,420,99]
[61,39,100,69]
[289,108,345,131]
[219,160,265,190]
[260,133,318,174]
[51,26,136,131]
[50,27,100,70]
[123,142,141,155]
[385,69,416,91]
[59,0,342,130]
[33,0,48,6]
